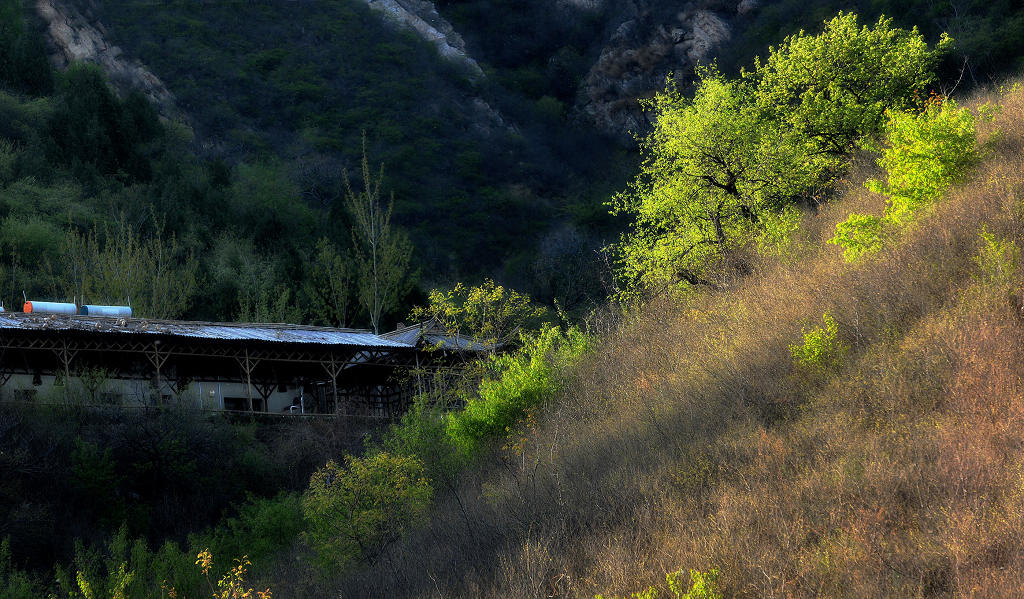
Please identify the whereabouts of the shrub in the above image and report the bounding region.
[868,97,978,224]
[831,98,978,260]
[192,550,271,599]
[973,227,1020,290]
[445,325,591,458]
[789,313,848,375]
[199,492,304,569]
[301,452,433,569]
[409,278,549,347]
[596,568,721,599]
[381,393,462,483]
[0,538,42,599]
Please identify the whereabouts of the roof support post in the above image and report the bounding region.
[146,340,169,405]
[0,348,9,389]
[236,348,260,412]
[52,339,78,402]
[415,351,424,398]
[321,352,346,417]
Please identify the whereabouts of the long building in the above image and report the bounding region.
[0,311,424,417]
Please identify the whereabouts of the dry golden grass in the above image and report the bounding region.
[304,82,1024,599]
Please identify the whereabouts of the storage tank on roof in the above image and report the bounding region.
[23,301,77,315]
[78,305,132,318]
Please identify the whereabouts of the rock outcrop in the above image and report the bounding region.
[578,1,757,143]
[34,0,178,117]
[365,0,484,79]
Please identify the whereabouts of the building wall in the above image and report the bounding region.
[1,373,309,413]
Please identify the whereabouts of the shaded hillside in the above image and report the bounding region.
[38,0,1024,298]
[310,83,1024,597]
[69,0,627,285]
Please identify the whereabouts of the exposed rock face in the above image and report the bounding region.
[578,1,754,143]
[556,0,607,12]
[34,0,178,117]
[365,0,484,79]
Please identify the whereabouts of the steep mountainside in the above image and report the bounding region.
[49,0,624,298]
[34,0,177,116]
[30,0,1024,296]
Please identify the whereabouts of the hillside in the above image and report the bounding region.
[6,3,1024,597]
[5,0,1023,327]
[34,0,1024,299]
[308,82,1024,597]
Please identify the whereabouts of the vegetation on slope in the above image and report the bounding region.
[8,3,1024,596]
[311,77,1024,599]
[80,0,625,292]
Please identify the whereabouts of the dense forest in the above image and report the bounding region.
[4,0,1024,596]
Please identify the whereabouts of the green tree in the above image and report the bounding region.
[207,235,302,323]
[754,12,950,156]
[59,214,198,319]
[609,72,799,292]
[344,135,413,333]
[0,538,41,599]
[45,64,161,182]
[304,237,356,328]
[409,278,547,348]
[0,0,53,96]
[302,452,432,568]
[611,12,951,297]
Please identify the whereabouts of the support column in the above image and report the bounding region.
[254,380,277,413]
[145,340,169,405]
[0,348,9,398]
[321,352,345,416]
[236,349,259,412]
[415,352,424,398]
[52,340,78,401]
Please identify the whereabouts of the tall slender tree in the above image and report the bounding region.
[344,134,413,333]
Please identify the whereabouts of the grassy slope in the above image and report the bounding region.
[299,83,1024,597]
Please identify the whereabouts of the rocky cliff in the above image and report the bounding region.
[34,0,178,117]
[34,0,482,119]
[578,0,759,142]
[364,0,483,79]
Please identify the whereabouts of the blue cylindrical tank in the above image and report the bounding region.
[78,305,133,318]
[23,301,77,315]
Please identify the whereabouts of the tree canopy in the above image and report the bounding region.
[610,13,952,298]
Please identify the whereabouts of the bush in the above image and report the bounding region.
[789,313,848,375]
[596,568,721,599]
[301,453,433,569]
[831,98,978,260]
[445,325,591,458]
[973,228,1021,300]
[381,393,462,483]
[199,493,304,569]
[0,538,42,599]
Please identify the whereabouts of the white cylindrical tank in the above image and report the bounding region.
[78,305,133,318]
[23,301,77,315]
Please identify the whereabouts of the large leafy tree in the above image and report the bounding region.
[754,12,951,157]
[611,12,951,297]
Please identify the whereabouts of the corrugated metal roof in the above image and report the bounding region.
[0,313,414,349]
[382,319,497,352]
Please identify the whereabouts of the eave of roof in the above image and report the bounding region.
[381,319,498,352]
[0,313,414,349]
